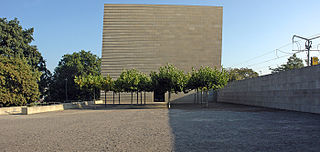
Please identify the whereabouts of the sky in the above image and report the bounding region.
[1,0,320,75]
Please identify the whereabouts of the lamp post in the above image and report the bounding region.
[65,78,68,103]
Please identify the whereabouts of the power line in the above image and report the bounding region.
[229,33,320,68]
[253,63,281,71]
[292,34,320,66]
[250,51,304,70]
[230,42,293,68]
[246,54,291,68]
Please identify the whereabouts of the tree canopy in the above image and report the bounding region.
[0,17,51,98]
[187,66,229,91]
[101,74,113,93]
[115,69,141,93]
[137,72,152,92]
[48,50,101,102]
[0,56,40,106]
[74,74,104,100]
[269,54,304,73]
[150,64,187,95]
[225,68,259,82]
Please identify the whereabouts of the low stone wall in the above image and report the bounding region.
[217,65,320,114]
[21,100,105,115]
[0,106,23,115]
[22,104,64,115]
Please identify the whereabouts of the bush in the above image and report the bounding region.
[0,56,40,106]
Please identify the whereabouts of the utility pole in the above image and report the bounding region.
[292,35,320,66]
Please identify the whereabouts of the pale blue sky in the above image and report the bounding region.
[1,0,320,75]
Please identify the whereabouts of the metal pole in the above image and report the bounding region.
[65,78,68,103]
[292,35,320,66]
[307,40,311,66]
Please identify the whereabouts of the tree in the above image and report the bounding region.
[186,66,229,104]
[150,64,187,107]
[225,68,258,82]
[137,72,152,104]
[48,50,101,102]
[101,74,113,106]
[117,69,140,104]
[270,54,304,73]
[0,18,51,98]
[113,77,124,104]
[0,56,40,106]
[74,74,104,101]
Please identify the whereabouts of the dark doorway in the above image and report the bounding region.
[154,91,165,102]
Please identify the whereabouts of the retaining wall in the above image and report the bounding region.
[0,100,104,115]
[0,106,23,115]
[217,65,320,114]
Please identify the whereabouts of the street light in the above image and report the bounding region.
[65,78,68,103]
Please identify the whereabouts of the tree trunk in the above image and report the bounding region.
[93,88,96,101]
[131,92,133,105]
[140,92,142,105]
[144,92,146,104]
[118,92,120,104]
[113,92,115,104]
[200,89,203,104]
[194,90,196,104]
[105,91,107,108]
[168,91,171,108]
[196,89,199,104]
[93,88,96,109]
[136,92,139,105]
[206,90,209,108]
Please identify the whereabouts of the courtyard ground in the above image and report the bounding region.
[0,103,319,151]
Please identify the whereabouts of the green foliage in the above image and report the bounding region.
[150,64,187,95]
[116,69,141,93]
[0,18,51,98]
[48,50,101,102]
[270,54,304,73]
[137,72,152,92]
[101,74,113,93]
[0,56,40,106]
[225,68,259,82]
[74,74,103,90]
[113,78,123,93]
[186,68,200,91]
[74,74,104,100]
[187,66,229,91]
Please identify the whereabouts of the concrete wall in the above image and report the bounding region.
[22,104,64,115]
[21,100,105,115]
[0,106,22,115]
[218,65,320,114]
[0,100,105,115]
[101,4,223,103]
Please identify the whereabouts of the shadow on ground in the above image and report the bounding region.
[168,102,320,152]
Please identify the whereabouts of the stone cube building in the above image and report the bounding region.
[101,4,223,103]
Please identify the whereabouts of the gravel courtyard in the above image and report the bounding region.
[0,103,319,152]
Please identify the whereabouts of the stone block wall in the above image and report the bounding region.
[218,65,320,114]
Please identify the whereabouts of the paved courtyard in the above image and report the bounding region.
[0,103,319,152]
